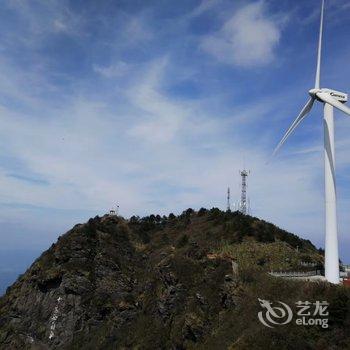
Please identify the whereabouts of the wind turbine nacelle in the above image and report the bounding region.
[322,89,348,102]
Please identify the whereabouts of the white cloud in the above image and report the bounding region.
[123,16,153,43]
[126,59,187,143]
[201,1,282,67]
[6,0,85,42]
[1,0,350,263]
[93,61,130,78]
[188,0,222,18]
[53,19,68,32]
[1,51,350,259]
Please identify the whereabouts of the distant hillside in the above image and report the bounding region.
[0,209,349,349]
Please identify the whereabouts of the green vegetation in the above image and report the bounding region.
[217,241,323,271]
[0,209,349,350]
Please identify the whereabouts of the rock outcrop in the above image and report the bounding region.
[0,209,348,349]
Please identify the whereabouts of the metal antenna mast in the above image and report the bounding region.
[227,187,231,211]
[239,169,250,215]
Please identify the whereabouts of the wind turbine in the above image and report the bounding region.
[272,0,350,284]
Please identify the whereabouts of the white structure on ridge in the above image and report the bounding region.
[109,204,119,216]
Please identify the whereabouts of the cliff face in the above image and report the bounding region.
[0,209,349,350]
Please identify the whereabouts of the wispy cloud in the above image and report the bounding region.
[93,61,131,78]
[200,1,284,67]
[0,0,350,264]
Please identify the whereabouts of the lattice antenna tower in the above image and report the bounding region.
[239,169,250,215]
[227,187,231,212]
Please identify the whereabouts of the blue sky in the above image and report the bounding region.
[1,0,350,275]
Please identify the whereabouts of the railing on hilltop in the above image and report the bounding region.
[269,270,322,277]
[300,261,318,267]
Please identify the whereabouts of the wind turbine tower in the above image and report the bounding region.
[239,170,250,215]
[272,0,350,284]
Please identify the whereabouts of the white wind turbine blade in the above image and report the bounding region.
[272,98,315,157]
[316,92,350,116]
[315,0,325,89]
